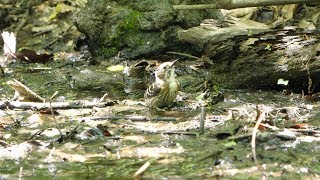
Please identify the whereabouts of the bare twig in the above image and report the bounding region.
[199,105,206,134]
[49,91,63,138]
[60,125,80,142]
[0,65,4,77]
[166,51,202,60]
[0,100,116,110]
[44,25,73,48]
[133,161,151,178]
[19,166,23,180]
[306,43,320,95]
[251,105,266,164]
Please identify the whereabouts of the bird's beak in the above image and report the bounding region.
[168,59,178,77]
[171,59,178,66]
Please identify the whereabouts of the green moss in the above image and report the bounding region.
[119,10,141,30]
[115,9,142,44]
[98,46,118,57]
[100,8,142,57]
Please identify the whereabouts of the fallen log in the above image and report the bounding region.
[178,17,320,90]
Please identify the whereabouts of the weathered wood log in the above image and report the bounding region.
[178,17,320,90]
[178,17,272,55]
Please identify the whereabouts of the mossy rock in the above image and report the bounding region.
[74,0,221,58]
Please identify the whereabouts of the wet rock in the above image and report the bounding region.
[276,129,296,141]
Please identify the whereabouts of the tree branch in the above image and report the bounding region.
[173,0,319,10]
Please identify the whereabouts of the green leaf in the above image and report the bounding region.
[277,78,289,86]
[107,65,125,72]
[224,141,236,147]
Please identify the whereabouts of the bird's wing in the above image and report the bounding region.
[144,82,161,99]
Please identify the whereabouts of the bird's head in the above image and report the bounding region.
[155,59,178,81]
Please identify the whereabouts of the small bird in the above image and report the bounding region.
[144,60,179,109]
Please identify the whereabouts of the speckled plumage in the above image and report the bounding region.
[144,60,179,108]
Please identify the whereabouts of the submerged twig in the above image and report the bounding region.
[164,131,198,136]
[228,133,252,141]
[26,129,45,140]
[197,150,223,162]
[49,91,63,138]
[289,128,320,134]
[59,124,80,142]
[4,109,21,127]
[75,115,176,122]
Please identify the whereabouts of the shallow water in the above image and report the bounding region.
[1,62,320,179]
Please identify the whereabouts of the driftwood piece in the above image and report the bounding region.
[0,100,116,110]
[6,79,45,102]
